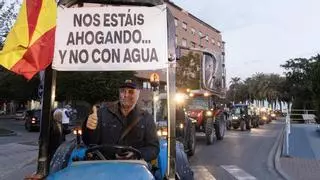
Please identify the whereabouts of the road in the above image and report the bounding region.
[190,120,284,180]
[0,118,284,180]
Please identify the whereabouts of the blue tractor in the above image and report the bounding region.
[47,130,193,180]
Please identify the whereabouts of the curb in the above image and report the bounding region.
[274,127,291,180]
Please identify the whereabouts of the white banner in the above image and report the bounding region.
[53,5,168,71]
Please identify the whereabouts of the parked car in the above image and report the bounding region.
[15,109,26,120]
[0,110,5,115]
[24,109,41,131]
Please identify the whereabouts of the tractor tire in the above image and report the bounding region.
[233,125,239,129]
[246,119,251,130]
[226,121,232,130]
[187,123,196,156]
[205,118,216,145]
[215,113,226,140]
[240,120,245,131]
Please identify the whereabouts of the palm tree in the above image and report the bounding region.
[229,77,241,103]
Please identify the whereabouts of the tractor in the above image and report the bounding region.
[186,89,227,145]
[155,93,197,156]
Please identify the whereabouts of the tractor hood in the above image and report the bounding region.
[188,109,203,117]
[47,160,154,180]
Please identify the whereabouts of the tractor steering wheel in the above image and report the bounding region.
[85,144,142,160]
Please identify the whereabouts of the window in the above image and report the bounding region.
[181,38,187,47]
[191,41,196,48]
[199,31,203,37]
[191,28,195,35]
[217,42,221,47]
[143,82,148,89]
[211,39,215,45]
[143,82,151,89]
[182,22,187,30]
[205,35,209,41]
[175,36,178,45]
[174,18,178,26]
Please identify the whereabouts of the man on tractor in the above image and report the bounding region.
[82,80,160,161]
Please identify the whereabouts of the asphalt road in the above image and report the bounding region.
[0,118,285,180]
[0,119,39,145]
[190,120,285,180]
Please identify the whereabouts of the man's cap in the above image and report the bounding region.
[119,79,138,89]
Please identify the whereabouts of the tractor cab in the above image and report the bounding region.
[155,93,197,156]
[228,104,251,131]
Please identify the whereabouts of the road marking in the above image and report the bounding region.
[221,165,256,180]
[191,166,216,180]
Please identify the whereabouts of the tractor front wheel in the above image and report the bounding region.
[205,118,216,145]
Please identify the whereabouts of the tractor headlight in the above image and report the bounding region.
[232,116,239,120]
[179,123,184,129]
[206,111,212,117]
[157,128,168,137]
[175,93,185,104]
[73,129,82,135]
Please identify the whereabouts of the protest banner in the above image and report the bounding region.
[53,5,168,71]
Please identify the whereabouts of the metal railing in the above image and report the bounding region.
[290,109,317,124]
[283,108,318,156]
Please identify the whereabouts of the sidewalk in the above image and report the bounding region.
[279,124,320,180]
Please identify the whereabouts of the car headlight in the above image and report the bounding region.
[206,111,212,116]
[271,113,276,117]
[262,116,267,120]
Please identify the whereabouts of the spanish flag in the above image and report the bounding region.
[0,0,57,80]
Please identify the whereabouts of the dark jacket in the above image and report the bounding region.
[82,102,159,161]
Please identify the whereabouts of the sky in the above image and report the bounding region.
[171,0,320,83]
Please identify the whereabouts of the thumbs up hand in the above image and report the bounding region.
[86,105,98,130]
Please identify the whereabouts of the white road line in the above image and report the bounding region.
[191,166,216,180]
[221,165,256,180]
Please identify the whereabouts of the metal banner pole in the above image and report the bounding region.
[166,6,177,179]
[36,66,56,177]
[166,61,176,179]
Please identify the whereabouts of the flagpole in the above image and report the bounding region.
[34,65,56,178]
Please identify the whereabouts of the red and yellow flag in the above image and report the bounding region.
[0,0,57,80]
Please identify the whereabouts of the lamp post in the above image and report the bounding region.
[150,73,160,123]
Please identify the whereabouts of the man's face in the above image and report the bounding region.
[119,88,140,109]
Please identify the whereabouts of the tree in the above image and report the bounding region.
[309,55,320,122]
[55,71,136,104]
[0,67,135,105]
[0,0,21,49]
[176,52,201,91]
[281,58,314,110]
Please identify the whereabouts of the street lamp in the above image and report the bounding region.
[150,73,160,123]
[150,73,160,91]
